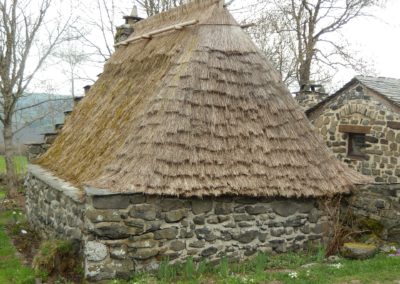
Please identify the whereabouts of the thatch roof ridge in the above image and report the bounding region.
[130,0,233,37]
[36,0,369,198]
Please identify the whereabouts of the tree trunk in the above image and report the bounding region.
[3,120,17,197]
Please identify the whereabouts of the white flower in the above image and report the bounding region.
[332,263,343,269]
[20,229,27,234]
[18,212,22,216]
[390,246,397,251]
[12,211,17,215]
[306,270,311,276]
[288,272,298,278]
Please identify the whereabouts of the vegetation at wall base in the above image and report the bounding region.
[110,250,400,284]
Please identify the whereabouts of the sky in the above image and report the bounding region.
[31,0,400,96]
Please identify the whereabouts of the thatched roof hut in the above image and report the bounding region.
[37,0,367,198]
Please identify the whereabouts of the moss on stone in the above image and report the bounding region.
[360,218,384,235]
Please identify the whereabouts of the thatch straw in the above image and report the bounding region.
[37,0,369,198]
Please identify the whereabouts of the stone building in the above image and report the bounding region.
[304,76,400,183]
[25,0,366,281]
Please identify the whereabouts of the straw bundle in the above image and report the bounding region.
[37,0,368,197]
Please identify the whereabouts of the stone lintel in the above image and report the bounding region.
[338,124,371,134]
[27,164,85,203]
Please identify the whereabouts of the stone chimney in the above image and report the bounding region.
[295,83,328,110]
[115,5,143,44]
[83,85,91,95]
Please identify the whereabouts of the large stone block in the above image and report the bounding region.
[192,200,213,215]
[165,209,186,223]
[154,228,178,240]
[85,241,108,262]
[93,223,130,239]
[86,209,122,223]
[271,201,298,217]
[92,195,130,209]
[130,204,157,221]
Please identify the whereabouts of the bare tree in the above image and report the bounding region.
[55,32,89,98]
[246,0,383,89]
[135,0,185,16]
[0,0,70,194]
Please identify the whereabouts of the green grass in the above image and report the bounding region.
[0,210,36,284]
[111,249,400,284]
[0,155,28,175]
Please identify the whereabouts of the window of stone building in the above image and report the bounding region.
[348,133,366,158]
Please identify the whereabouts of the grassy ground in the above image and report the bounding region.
[0,210,37,284]
[111,251,400,284]
[0,155,28,175]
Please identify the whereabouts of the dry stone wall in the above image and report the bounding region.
[25,165,85,240]
[346,184,400,244]
[83,193,327,281]
[309,84,400,183]
[23,165,329,281]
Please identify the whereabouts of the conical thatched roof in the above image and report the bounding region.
[37,0,368,198]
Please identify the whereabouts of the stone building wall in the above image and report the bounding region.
[295,91,328,110]
[25,165,85,240]
[308,84,400,183]
[346,183,400,243]
[83,192,327,281]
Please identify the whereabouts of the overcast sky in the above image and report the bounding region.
[31,0,400,96]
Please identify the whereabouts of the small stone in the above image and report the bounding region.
[271,201,298,217]
[170,240,186,251]
[85,241,108,261]
[271,228,285,237]
[218,215,230,222]
[124,218,145,229]
[133,248,159,260]
[127,239,158,248]
[189,241,205,248]
[154,228,178,240]
[192,199,213,215]
[165,209,186,223]
[93,223,130,239]
[160,199,186,211]
[207,216,219,224]
[215,202,233,215]
[92,195,130,209]
[235,230,258,244]
[195,228,217,241]
[86,209,123,223]
[233,214,255,222]
[129,204,156,221]
[193,215,205,225]
[201,247,218,257]
[238,222,252,227]
[110,247,128,260]
[341,242,377,260]
[245,205,269,215]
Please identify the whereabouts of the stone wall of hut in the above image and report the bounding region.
[345,183,400,244]
[84,193,326,281]
[308,84,400,183]
[24,165,328,281]
[25,165,85,241]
